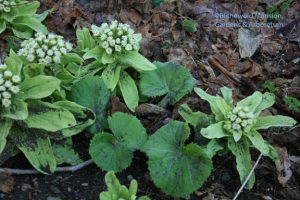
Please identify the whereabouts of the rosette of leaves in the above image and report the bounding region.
[194,86,297,189]
[77,21,156,112]
[99,171,151,200]
[89,112,147,172]
[0,50,95,174]
[142,120,212,198]
[0,0,48,38]
[139,61,194,107]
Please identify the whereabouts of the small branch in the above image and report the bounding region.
[232,153,263,200]
[0,160,94,175]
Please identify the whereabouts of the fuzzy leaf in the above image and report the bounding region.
[101,65,121,90]
[20,75,61,100]
[178,104,212,128]
[0,119,13,155]
[118,71,139,112]
[0,20,6,34]
[201,121,228,139]
[237,91,262,112]
[220,87,233,106]
[76,28,96,51]
[5,50,23,75]
[61,53,84,65]
[83,46,103,60]
[254,92,275,114]
[253,115,297,130]
[24,101,76,132]
[204,139,223,159]
[194,87,225,120]
[70,76,110,134]
[53,101,96,137]
[13,1,40,16]
[227,138,255,189]
[118,51,156,71]
[90,113,147,172]
[245,130,277,160]
[143,121,212,197]
[2,99,28,120]
[12,16,48,34]
[140,62,194,105]
[11,127,56,174]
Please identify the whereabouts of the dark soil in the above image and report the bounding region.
[1,0,300,199]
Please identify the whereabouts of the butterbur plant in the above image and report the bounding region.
[0,51,95,174]
[100,171,150,200]
[78,21,156,111]
[194,87,297,188]
[0,0,48,38]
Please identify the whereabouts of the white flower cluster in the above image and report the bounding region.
[0,64,21,108]
[0,0,21,13]
[18,32,73,64]
[224,106,254,133]
[91,20,142,55]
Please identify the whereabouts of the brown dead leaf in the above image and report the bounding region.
[167,48,197,70]
[234,60,265,79]
[261,38,284,56]
[0,173,15,193]
[275,147,293,187]
[119,9,142,26]
[109,96,130,115]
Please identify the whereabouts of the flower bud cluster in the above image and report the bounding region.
[0,0,21,13]
[18,32,73,64]
[224,106,254,133]
[91,20,142,55]
[0,64,21,108]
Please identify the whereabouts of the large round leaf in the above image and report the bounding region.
[143,121,212,198]
[70,76,110,134]
[89,112,147,172]
[140,62,194,106]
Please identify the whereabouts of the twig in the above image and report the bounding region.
[232,153,263,200]
[0,160,93,175]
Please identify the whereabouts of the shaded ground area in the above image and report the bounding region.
[0,0,299,199]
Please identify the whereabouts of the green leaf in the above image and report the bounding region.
[245,130,277,160]
[5,50,23,75]
[101,65,121,90]
[20,75,61,100]
[194,87,225,120]
[178,103,213,129]
[102,52,115,64]
[12,26,33,39]
[70,76,110,134]
[0,119,13,155]
[140,61,194,105]
[236,91,262,112]
[118,51,156,71]
[89,112,147,172]
[13,1,40,16]
[220,87,233,106]
[215,96,232,117]
[11,127,56,174]
[24,101,77,132]
[200,121,228,139]
[143,121,212,198]
[182,19,197,33]
[0,19,6,34]
[232,130,243,142]
[83,46,104,60]
[284,96,300,112]
[53,138,83,166]
[100,171,150,200]
[253,115,296,130]
[61,53,84,65]
[76,28,96,51]
[118,71,139,112]
[90,133,133,172]
[13,16,48,34]
[2,99,28,120]
[254,92,275,114]
[0,140,19,166]
[53,101,96,137]
[227,138,255,189]
[204,139,223,159]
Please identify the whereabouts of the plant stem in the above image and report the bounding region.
[0,160,93,175]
